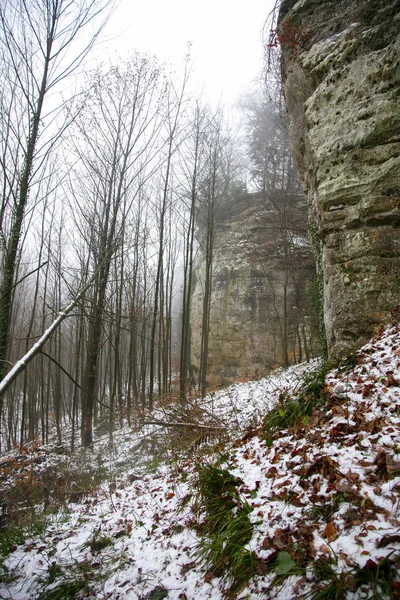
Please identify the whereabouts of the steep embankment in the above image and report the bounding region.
[0,317,399,599]
[279,0,400,356]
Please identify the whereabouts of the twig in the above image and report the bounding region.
[142,420,227,430]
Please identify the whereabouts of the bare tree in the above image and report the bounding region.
[148,59,190,409]
[177,103,207,400]
[0,0,113,443]
[197,111,235,398]
[70,56,167,446]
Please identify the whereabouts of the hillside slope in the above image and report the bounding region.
[0,317,399,599]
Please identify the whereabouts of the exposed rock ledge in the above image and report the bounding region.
[279,0,400,355]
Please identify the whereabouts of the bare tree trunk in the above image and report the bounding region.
[149,65,190,408]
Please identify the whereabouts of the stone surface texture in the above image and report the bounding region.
[279,0,400,355]
[190,193,317,382]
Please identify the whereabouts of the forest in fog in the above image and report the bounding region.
[0,0,312,451]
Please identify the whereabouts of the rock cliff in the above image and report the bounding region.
[190,192,319,383]
[278,0,400,356]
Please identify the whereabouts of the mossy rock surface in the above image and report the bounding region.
[280,0,400,356]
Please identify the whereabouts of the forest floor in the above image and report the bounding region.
[0,319,399,599]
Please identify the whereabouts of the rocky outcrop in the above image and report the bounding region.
[190,192,319,383]
[279,0,400,356]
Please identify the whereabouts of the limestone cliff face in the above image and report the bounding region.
[190,193,318,383]
[279,0,400,356]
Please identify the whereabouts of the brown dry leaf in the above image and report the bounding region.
[276,478,291,488]
[359,459,374,467]
[266,466,278,478]
[391,582,400,595]
[271,451,282,464]
[289,492,306,506]
[313,478,321,492]
[386,373,397,386]
[364,558,378,569]
[304,455,338,478]
[339,551,354,566]
[332,405,347,417]
[290,446,306,458]
[385,455,400,476]
[262,536,271,550]
[346,470,360,483]
[256,554,276,575]
[377,533,400,548]
[362,384,376,398]
[293,576,307,593]
[335,479,351,493]
[309,540,316,558]
[374,448,387,473]
[323,522,339,542]
[272,528,290,550]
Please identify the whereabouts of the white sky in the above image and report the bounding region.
[100,0,274,107]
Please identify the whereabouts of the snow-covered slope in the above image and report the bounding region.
[0,323,399,599]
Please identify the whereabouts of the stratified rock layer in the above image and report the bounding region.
[279,0,400,355]
[190,193,318,383]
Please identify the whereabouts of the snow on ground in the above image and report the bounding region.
[0,324,399,599]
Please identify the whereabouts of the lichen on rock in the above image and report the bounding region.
[279,0,400,355]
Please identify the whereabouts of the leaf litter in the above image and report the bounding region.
[0,324,399,599]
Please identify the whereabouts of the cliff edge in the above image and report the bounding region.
[279,0,400,355]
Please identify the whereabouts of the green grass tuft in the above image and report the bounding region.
[263,360,332,439]
[0,516,49,557]
[195,463,256,596]
[36,578,86,600]
[307,553,400,599]
[263,352,358,441]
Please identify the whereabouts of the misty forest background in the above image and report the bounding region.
[0,0,318,452]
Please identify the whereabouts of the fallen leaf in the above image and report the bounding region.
[275,551,296,575]
[385,373,397,386]
[293,576,307,593]
[335,479,351,492]
[323,522,338,542]
[256,553,277,575]
[386,455,400,476]
[262,537,271,550]
[271,451,282,464]
[266,466,278,478]
[377,534,400,548]
[364,558,378,569]
[332,405,347,417]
